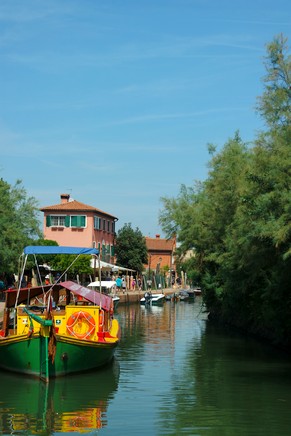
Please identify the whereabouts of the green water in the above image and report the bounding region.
[0,299,291,435]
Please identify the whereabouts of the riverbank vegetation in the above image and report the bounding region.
[159,34,291,348]
[115,223,148,274]
[0,179,41,275]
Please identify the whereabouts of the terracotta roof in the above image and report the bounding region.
[145,237,175,252]
[40,200,118,219]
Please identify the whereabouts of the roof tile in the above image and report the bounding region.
[145,237,175,251]
[40,200,117,219]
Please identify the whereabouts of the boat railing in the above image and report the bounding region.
[23,307,53,327]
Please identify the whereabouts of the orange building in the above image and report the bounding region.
[40,194,118,263]
[144,234,176,276]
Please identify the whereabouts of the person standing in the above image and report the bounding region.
[132,278,136,291]
[138,278,142,290]
[115,276,122,293]
[122,277,126,293]
[147,278,152,290]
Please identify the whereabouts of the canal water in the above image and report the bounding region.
[1,298,291,435]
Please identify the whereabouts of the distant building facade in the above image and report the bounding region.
[40,194,118,263]
[144,234,176,278]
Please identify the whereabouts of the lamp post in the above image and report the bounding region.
[168,248,173,288]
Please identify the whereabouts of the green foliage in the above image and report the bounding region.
[0,178,42,273]
[159,35,291,347]
[256,33,291,128]
[27,240,93,276]
[26,239,59,271]
[51,254,93,276]
[115,223,148,274]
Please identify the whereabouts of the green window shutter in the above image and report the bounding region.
[70,216,77,227]
[65,216,70,227]
[111,245,115,256]
[71,215,86,227]
[46,215,51,227]
[80,216,86,227]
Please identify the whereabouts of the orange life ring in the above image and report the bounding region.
[66,311,96,340]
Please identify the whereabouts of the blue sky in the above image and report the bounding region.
[1,0,290,238]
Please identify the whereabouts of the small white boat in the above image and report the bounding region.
[192,287,202,296]
[88,281,120,309]
[111,295,120,309]
[140,292,165,305]
[178,290,190,301]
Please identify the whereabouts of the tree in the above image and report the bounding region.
[0,178,42,274]
[256,33,291,128]
[51,254,93,277]
[29,239,93,278]
[160,132,249,302]
[159,34,291,346]
[24,238,59,272]
[115,223,148,274]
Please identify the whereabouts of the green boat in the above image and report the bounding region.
[0,246,120,382]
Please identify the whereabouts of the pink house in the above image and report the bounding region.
[40,194,118,263]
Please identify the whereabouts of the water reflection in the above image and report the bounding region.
[158,321,291,436]
[0,359,120,434]
[2,301,291,435]
[115,302,291,436]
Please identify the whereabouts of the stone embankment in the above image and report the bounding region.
[115,288,175,305]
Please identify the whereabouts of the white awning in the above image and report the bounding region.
[90,259,135,272]
[88,280,116,289]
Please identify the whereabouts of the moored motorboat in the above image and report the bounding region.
[192,287,202,296]
[186,289,196,299]
[140,292,165,305]
[178,290,190,301]
[0,246,120,383]
[165,292,179,302]
[111,295,120,309]
[88,281,120,310]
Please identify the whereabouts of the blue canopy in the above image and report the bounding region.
[23,246,99,256]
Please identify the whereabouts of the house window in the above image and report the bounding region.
[70,215,86,228]
[47,214,88,228]
[111,221,115,233]
[103,219,106,231]
[107,220,110,232]
[94,216,101,230]
[47,215,66,227]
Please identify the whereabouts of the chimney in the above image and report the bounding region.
[60,193,70,204]
[156,234,160,238]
